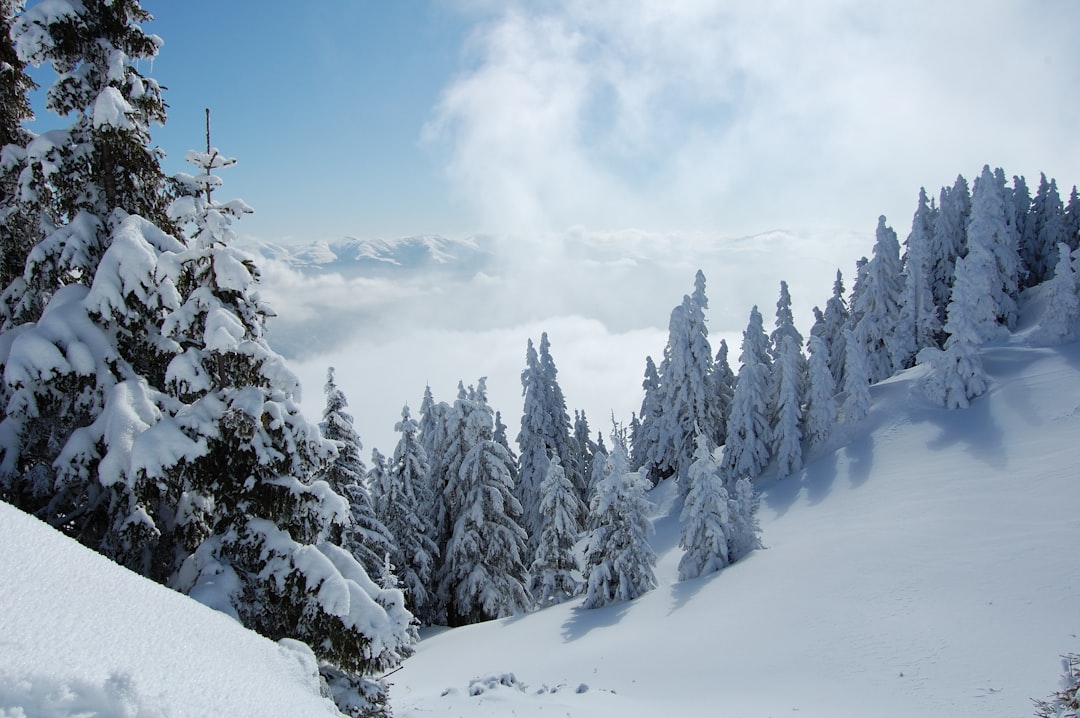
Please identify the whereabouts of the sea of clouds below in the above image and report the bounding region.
[247,227,872,455]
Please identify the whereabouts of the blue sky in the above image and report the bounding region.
[24,1,1080,244]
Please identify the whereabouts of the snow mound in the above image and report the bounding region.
[0,503,341,717]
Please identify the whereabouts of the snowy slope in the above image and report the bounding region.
[391,337,1080,717]
[0,504,341,717]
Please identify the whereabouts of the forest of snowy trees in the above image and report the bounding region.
[1,2,1079,716]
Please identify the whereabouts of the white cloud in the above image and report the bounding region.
[425,0,1080,236]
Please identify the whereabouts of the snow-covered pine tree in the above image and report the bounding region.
[583,440,656,608]
[573,409,598,490]
[529,454,585,605]
[517,332,581,549]
[966,165,1021,335]
[631,355,663,481]
[654,270,715,497]
[929,175,972,324]
[804,334,838,450]
[895,187,942,369]
[770,280,806,372]
[441,378,531,625]
[318,368,396,582]
[0,0,42,296]
[375,404,438,619]
[585,446,610,518]
[852,216,904,384]
[1026,173,1067,287]
[1064,185,1080,253]
[1011,175,1037,289]
[720,306,772,484]
[0,0,181,561]
[707,338,736,449]
[163,148,413,712]
[771,334,804,479]
[678,434,730,580]
[840,327,871,424]
[811,269,850,389]
[1031,243,1080,345]
[725,474,761,563]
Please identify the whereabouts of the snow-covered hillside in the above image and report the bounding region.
[391,333,1080,717]
[0,503,340,717]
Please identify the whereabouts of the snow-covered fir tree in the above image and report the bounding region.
[896,187,941,368]
[517,332,581,550]
[929,175,972,324]
[631,355,664,481]
[770,280,806,373]
[573,409,599,490]
[678,435,731,580]
[720,306,772,483]
[969,165,1021,332]
[771,334,804,479]
[1064,185,1080,252]
[804,334,838,450]
[654,270,715,497]
[441,378,531,625]
[375,404,439,619]
[707,338,736,449]
[319,368,396,582]
[582,441,656,609]
[1011,175,1037,289]
[1027,173,1068,287]
[841,327,871,424]
[852,216,904,384]
[529,454,585,605]
[811,269,850,389]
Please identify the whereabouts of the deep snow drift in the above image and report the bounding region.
[0,503,339,717]
[391,332,1080,717]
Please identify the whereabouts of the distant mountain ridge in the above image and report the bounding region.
[240,234,494,276]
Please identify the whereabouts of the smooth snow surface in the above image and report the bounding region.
[392,338,1080,717]
[0,504,341,717]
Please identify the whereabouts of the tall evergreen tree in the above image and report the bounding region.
[721,306,772,484]
[1032,243,1080,345]
[654,270,715,497]
[841,328,871,424]
[707,338,736,449]
[1011,175,1036,289]
[375,405,438,619]
[812,269,850,388]
[852,216,905,384]
[319,368,396,582]
[1063,186,1080,253]
[1027,174,1067,286]
[441,378,531,625]
[896,187,942,369]
[771,334,804,479]
[803,334,838,450]
[678,435,731,580]
[529,454,585,605]
[928,175,971,323]
[631,355,663,481]
[968,165,1020,332]
[582,441,656,609]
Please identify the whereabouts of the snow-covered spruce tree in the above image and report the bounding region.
[1011,175,1036,289]
[720,306,772,484]
[896,187,942,369]
[971,165,1022,331]
[804,334,838,450]
[811,269,850,389]
[1065,185,1080,252]
[840,327,871,424]
[631,354,663,481]
[573,409,599,489]
[708,338,735,449]
[440,379,531,625]
[771,334,804,479]
[162,149,413,713]
[852,216,905,384]
[529,454,585,605]
[929,175,972,324]
[678,434,730,580]
[1032,244,1080,344]
[0,0,181,558]
[655,270,715,497]
[1027,173,1068,287]
[0,0,42,295]
[770,280,807,376]
[1033,653,1080,718]
[373,405,438,619]
[318,368,397,582]
[585,445,610,518]
[583,440,656,609]
[517,332,581,549]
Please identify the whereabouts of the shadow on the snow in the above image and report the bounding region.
[560,602,633,643]
[911,392,1006,468]
[845,433,874,488]
[804,451,839,506]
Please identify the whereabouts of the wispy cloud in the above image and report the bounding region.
[424,1,1080,235]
